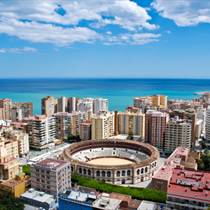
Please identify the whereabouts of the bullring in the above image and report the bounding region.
[62,139,159,185]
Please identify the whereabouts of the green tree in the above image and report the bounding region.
[204,148,209,155]
[76,134,80,141]
[0,192,27,210]
[68,134,76,141]
[198,159,205,170]
[22,165,30,176]
[126,130,134,140]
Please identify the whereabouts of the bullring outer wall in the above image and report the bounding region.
[62,139,160,185]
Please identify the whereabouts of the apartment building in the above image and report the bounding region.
[197,107,206,131]
[77,101,93,115]
[77,97,108,116]
[206,107,210,143]
[117,111,145,137]
[91,111,114,140]
[12,102,33,118]
[151,94,168,108]
[68,97,80,112]
[30,158,71,199]
[93,97,108,114]
[53,111,87,139]
[0,98,11,120]
[125,106,141,113]
[152,147,199,193]
[57,97,68,112]
[79,121,91,141]
[145,110,169,149]
[22,115,56,150]
[0,138,19,158]
[166,168,210,210]
[11,106,22,122]
[0,108,5,120]
[0,145,22,181]
[0,127,29,157]
[41,96,57,117]
[0,172,30,197]
[164,118,191,153]
[134,96,152,108]
[166,109,197,144]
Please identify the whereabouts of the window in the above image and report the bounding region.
[46,172,49,175]
[47,181,50,184]
[83,169,86,175]
[37,179,40,182]
[47,176,50,179]
[117,171,120,177]
[102,171,105,177]
[137,169,140,175]
[107,171,111,177]
[79,168,82,174]
[96,171,100,177]
[88,170,91,176]
[47,186,50,189]
[122,171,125,176]
[36,169,39,172]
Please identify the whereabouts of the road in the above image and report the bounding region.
[19,142,71,165]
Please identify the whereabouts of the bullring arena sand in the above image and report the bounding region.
[87,157,134,166]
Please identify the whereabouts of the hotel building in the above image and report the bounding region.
[22,115,56,150]
[206,107,210,143]
[57,97,68,112]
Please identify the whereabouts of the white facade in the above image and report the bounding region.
[197,107,206,131]
[93,97,108,114]
[206,107,210,142]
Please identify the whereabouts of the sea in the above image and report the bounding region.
[0,78,210,115]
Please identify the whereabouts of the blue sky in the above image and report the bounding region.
[0,0,210,78]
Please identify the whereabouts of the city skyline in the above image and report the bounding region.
[0,0,210,78]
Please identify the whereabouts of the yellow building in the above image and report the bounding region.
[91,111,114,140]
[0,172,30,197]
[118,111,145,137]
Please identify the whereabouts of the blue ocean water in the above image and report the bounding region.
[0,78,209,115]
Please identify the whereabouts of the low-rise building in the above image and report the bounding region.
[30,158,71,200]
[21,188,57,210]
[79,121,91,141]
[0,154,22,181]
[0,172,30,197]
[152,147,200,192]
[166,168,210,210]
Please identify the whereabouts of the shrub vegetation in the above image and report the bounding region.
[71,174,167,203]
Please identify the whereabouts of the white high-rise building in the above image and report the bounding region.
[206,107,210,142]
[94,97,108,114]
[197,107,206,131]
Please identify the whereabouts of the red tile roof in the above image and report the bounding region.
[168,168,210,203]
[36,158,67,169]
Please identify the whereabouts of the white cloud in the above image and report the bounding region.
[54,48,59,51]
[0,17,102,46]
[102,33,161,45]
[0,47,37,53]
[0,49,6,53]
[165,31,171,34]
[152,0,210,26]
[106,31,112,35]
[0,0,160,46]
